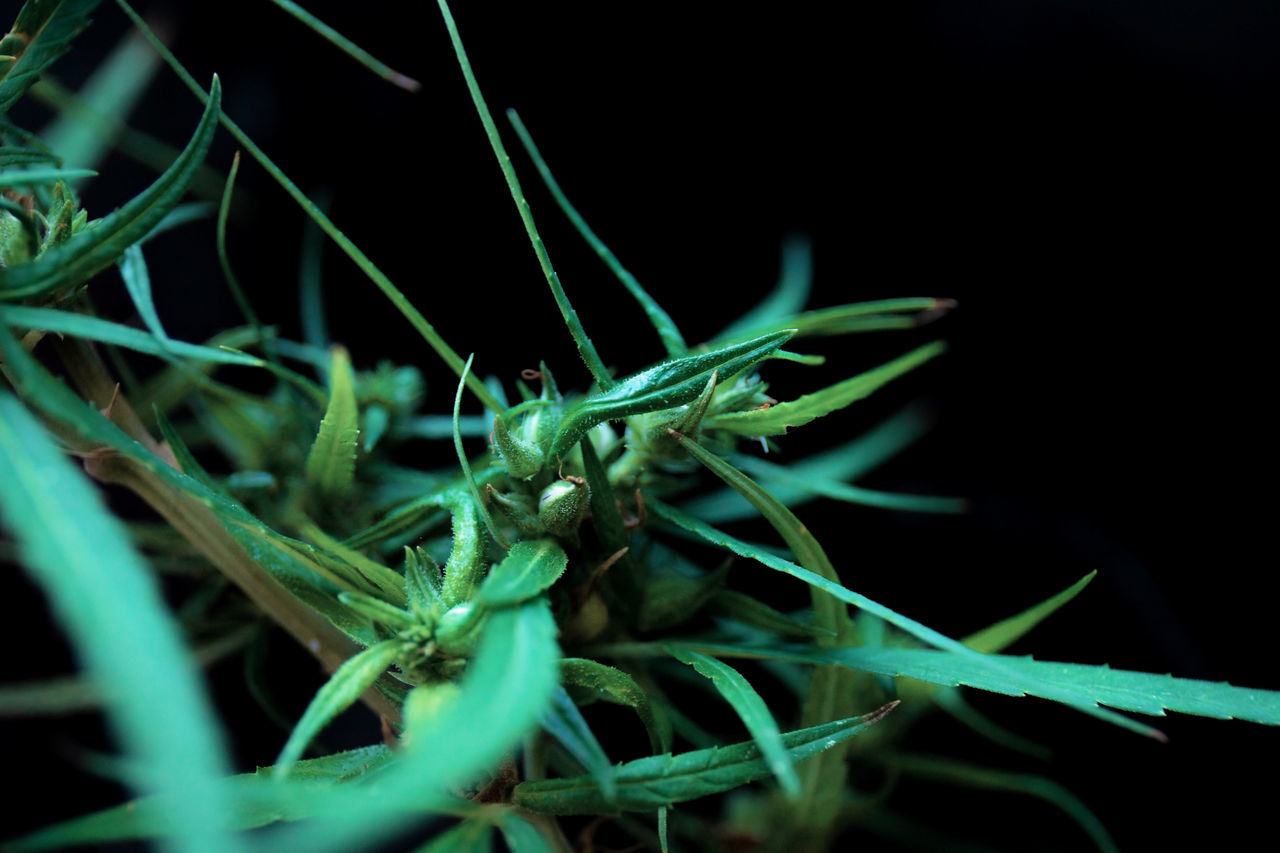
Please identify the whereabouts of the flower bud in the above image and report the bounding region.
[537,477,589,536]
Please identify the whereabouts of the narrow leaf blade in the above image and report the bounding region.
[669,649,800,798]
[0,75,221,299]
[512,703,897,814]
[0,392,240,853]
[274,639,407,778]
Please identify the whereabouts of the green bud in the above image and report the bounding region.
[487,484,543,538]
[537,477,589,536]
[0,209,35,267]
[435,602,484,656]
[493,412,544,479]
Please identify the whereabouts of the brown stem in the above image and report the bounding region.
[48,336,401,723]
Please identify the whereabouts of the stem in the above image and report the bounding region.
[49,337,401,723]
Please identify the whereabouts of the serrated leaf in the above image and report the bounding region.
[0,75,220,300]
[274,638,408,778]
[651,470,980,660]
[476,538,568,607]
[512,703,896,814]
[258,600,561,853]
[669,649,800,798]
[0,392,240,853]
[507,109,687,358]
[888,752,1117,853]
[666,641,1280,727]
[561,658,671,754]
[541,685,616,802]
[306,345,360,497]
[682,404,938,523]
[709,342,946,436]
[549,329,794,459]
[0,0,100,118]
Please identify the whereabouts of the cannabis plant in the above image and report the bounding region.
[1,2,1276,851]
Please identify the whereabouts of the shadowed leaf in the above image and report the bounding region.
[0,75,220,300]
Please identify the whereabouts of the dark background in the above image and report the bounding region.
[3,1,1277,850]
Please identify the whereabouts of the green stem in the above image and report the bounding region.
[112,0,502,414]
[436,0,615,389]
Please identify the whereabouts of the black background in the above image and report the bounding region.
[3,1,1277,850]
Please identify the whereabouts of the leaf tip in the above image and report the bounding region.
[864,700,901,726]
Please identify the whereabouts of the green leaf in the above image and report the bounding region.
[0,392,240,853]
[732,452,967,515]
[266,0,420,91]
[709,342,946,436]
[274,638,408,778]
[669,649,800,798]
[111,1,501,412]
[669,642,1280,727]
[713,235,812,342]
[512,702,897,814]
[476,538,568,607]
[0,166,96,185]
[216,150,268,346]
[0,0,100,118]
[260,600,561,853]
[37,25,160,177]
[560,658,672,754]
[453,353,509,549]
[682,404,939,523]
[0,145,58,166]
[437,0,613,388]
[549,329,794,459]
[888,752,1117,853]
[649,498,983,660]
[962,572,1096,654]
[541,686,616,802]
[507,109,687,358]
[711,296,954,344]
[416,819,493,852]
[2,304,272,369]
[299,520,408,606]
[0,75,220,300]
[497,812,553,853]
[306,345,360,497]
[634,542,728,632]
[118,242,170,347]
[8,746,393,849]
[707,589,833,639]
